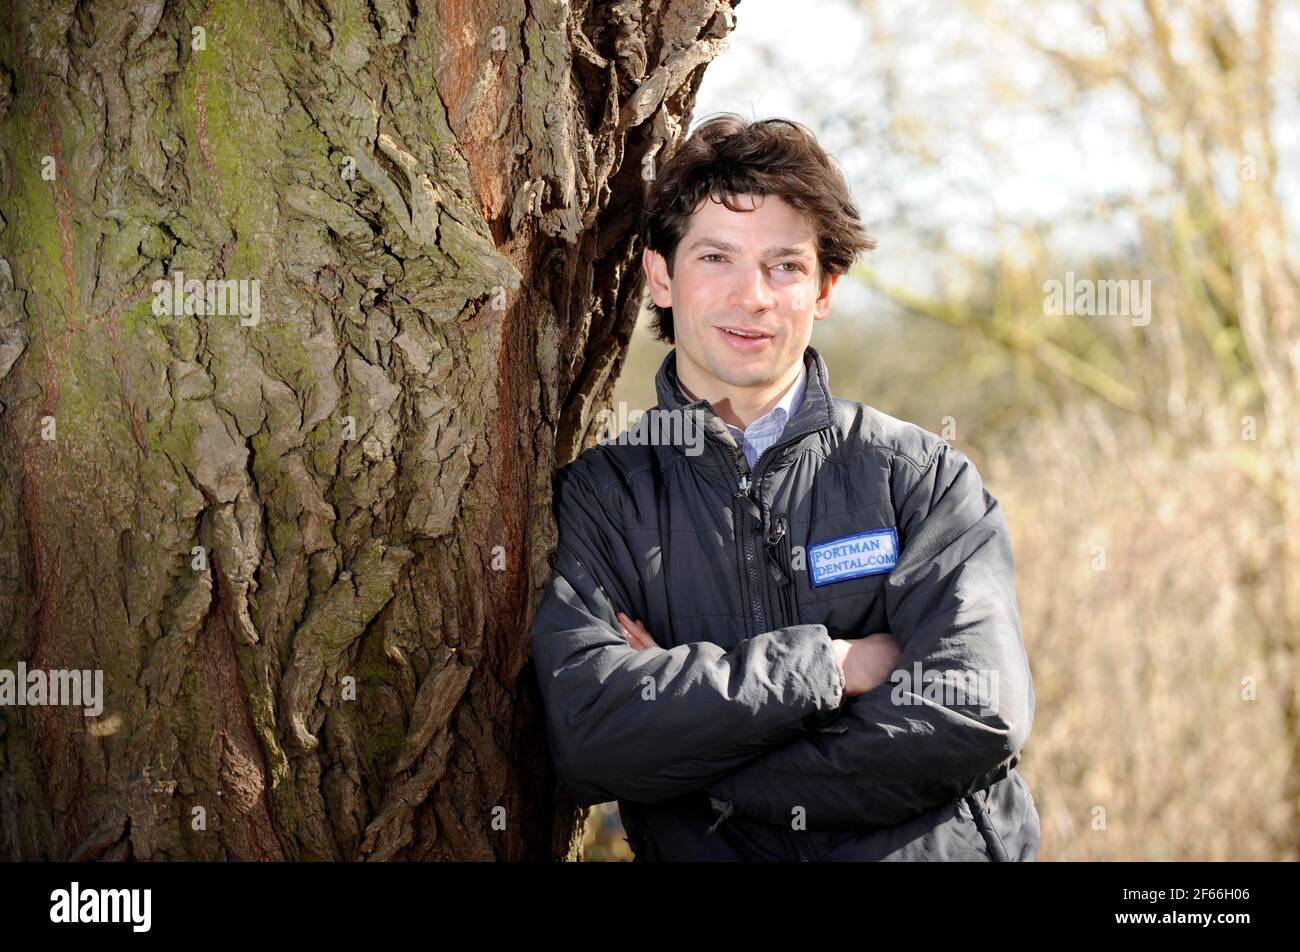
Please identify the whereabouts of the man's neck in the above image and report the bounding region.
[677,355,805,430]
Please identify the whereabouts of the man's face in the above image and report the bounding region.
[643,192,838,395]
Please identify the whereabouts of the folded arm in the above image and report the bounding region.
[705,442,1035,830]
[529,460,846,808]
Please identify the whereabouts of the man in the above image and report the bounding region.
[528,114,1040,861]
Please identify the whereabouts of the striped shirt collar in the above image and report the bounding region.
[675,361,808,469]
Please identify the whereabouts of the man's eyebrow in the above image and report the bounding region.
[686,237,813,258]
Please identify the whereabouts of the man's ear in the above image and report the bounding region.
[643,247,673,308]
[813,272,839,321]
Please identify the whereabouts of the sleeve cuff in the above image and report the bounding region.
[801,629,847,730]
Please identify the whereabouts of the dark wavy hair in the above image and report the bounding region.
[638,114,876,343]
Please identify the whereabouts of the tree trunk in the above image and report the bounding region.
[0,0,736,860]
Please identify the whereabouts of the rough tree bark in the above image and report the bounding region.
[0,0,737,860]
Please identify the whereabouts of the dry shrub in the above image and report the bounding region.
[987,404,1294,860]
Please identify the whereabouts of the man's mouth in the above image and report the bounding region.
[717,325,772,340]
[715,325,774,352]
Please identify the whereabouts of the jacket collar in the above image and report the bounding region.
[652,344,835,456]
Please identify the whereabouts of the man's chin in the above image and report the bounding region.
[705,354,780,388]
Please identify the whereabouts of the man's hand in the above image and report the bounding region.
[617,612,660,650]
[619,613,899,700]
[831,633,901,698]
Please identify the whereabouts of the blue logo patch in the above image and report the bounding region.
[808,528,899,587]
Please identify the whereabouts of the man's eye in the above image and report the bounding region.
[701,254,726,263]
[775,262,805,273]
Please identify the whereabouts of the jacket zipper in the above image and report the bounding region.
[732,448,814,863]
[753,451,815,863]
[795,836,814,862]
[784,826,815,862]
[764,515,796,628]
[719,443,764,638]
[721,442,788,639]
[698,411,826,860]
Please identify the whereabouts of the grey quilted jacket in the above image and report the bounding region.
[529,345,1040,861]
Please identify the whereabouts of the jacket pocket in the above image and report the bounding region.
[821,798,990,860]
[981,771,1040,861]
[963,789,1010,862]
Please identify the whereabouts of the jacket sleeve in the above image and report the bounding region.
[705,441,1035,830]
[529,456,847,808]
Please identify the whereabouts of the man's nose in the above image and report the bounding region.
[729,263,776,313]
